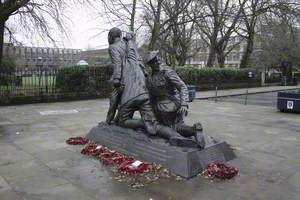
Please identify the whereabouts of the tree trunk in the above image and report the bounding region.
[217,50,225,68]
[175,47,187,66]
[0,21,4,68]
[240,33,255,68]
[178,57,186,66]
[207,45,216,67]
[130,0,137,32]
[148,0,162,50]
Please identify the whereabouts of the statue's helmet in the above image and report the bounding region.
[145,50,160,64]
[108,27,122,39]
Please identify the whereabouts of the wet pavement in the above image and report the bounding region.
[196,85,300,99]
[215,89,299,107]
[0,97,299,200]
[215,91,280,107]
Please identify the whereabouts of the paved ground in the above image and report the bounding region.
[0,95,300,200]
[196,85,300,99]
[214,90,300,107]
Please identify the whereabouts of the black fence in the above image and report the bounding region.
[0,66,111,104]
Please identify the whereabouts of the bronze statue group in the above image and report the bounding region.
[105,27,205,148]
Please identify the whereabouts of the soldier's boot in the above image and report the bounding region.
[157,125,199,148]
[176,123,205,149]
[106,111,116,125]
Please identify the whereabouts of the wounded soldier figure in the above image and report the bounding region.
[145,51,205,148]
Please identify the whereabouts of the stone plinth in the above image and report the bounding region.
[86,123,236,179]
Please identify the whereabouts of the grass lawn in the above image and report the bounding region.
[1,75,56,96]
[22,75,56,87]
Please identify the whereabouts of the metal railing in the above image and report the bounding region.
[0,66,111,98]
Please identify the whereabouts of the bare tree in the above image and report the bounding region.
[193,0,247,67]
[0,0,70,67]
[158,0,201,66]
[90,0,140,32]
[238,0,299,68]
[143,0,163,51]
[143,0,196,55]
[258,4,300,70]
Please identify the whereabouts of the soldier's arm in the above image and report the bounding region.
[109,46,122,81]
[165,70,189,107]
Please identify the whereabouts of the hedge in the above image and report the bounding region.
[175,67,259,85]
[55,66,111,95]
[0,74,22,86]
[55,66,262,93]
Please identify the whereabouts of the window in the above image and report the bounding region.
[234,53,240,61]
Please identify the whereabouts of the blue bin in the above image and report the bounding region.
[187,85,196,102]
[277,91,300,113]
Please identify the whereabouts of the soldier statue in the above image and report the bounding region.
[145,51,205,148]
[105,27,199,147]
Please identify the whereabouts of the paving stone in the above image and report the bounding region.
[20,183,96,200]
[0,190,22,200]
[32,148,83,164]
[0,176,11,192]
[16,140,68,154]
[0,145,35,166]
[10,171,69,194]
[0,160,50,183]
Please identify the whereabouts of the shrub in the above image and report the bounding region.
[0,56,16,74]
[265,73,281,83]
[55,66,110,94]
[175,67,259,85]
[0,56,18,86]
[56,66,92,93]
[54,65,262,94]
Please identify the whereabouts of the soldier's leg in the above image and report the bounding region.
[176,122,205,149]
[117,100,147,130]
[139,99,191,140]
[157,111,177,129]
[106,88,120,124]
[138,99,158,135]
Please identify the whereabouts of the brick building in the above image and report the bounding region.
[3,43,82,68]
[187,38,246,68]
[81,48,109,66]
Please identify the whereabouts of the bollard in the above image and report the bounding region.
[244,89,249,105]
[215,86,218,102]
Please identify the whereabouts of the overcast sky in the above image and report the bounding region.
[8,1,148,51]
[7,2,116,50]
[65,4,111,50]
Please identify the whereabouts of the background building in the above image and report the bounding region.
[81,49,109,66]
[187,37,261,68]
[3,43,82,68]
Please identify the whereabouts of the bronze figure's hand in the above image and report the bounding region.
[124,32,134,41]
[106,118,112,125]
[113,79,121,88]
[178,106,188,116]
